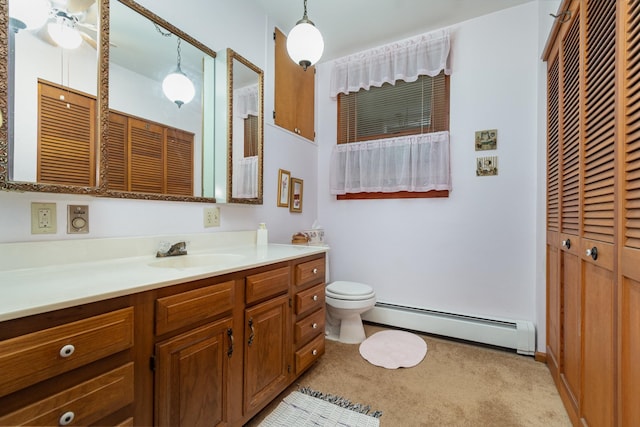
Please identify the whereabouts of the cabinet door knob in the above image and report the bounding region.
[312,268,318,274]
[59,344,75,358]
[248,318,255,346]
[312,349,318,356]
[312,323,318,329]
[59,411,75,426]
[586,247,598,260]
[561,239,571,249]
[227,328,234,358]
[312,295,318,301]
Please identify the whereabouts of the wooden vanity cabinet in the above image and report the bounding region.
[0,252,327,427]
[243,266,291,417]
[0,297,135,426]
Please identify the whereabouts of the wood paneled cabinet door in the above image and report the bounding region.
[155,317,234,427]
[243,294,290,416]
[274,27,315,141]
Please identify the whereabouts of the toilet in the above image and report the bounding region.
[325,281,376,344]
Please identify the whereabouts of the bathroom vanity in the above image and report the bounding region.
[0,233,327,426]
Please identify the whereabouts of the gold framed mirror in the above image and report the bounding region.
[0,0,108,195]
[0,0,221,203]
[105,0,217,202]
[227,48,263,204]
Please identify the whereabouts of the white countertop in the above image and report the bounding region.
[0,233,328,322]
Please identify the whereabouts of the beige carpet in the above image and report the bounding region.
[245,324,571,427]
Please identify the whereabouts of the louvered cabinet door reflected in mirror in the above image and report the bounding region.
[37,80,96,187]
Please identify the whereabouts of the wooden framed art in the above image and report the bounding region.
[277,169,291,207]
[290,177,303,213]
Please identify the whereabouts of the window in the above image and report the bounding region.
[337,72,449,144]
[335,73,450,199]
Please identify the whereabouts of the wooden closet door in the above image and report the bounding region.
[558,6,582,414]
[621,1,640,425]
[580,1,617,425]
[546,51,561,380]
[128,118,165,194]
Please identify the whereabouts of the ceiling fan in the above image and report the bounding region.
[11,0,98,49]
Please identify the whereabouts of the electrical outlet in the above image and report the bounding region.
[67,205,89,234]
[31,202,57,234]
[204,207,220,227]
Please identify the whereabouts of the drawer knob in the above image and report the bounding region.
[312,295,318,301]
[59,411,75,426]
[312,349,318,356]
[312,323,318,329]
[59,344,75,358]
[312,268,318,274]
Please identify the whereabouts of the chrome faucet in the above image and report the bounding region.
[156,241,188,257]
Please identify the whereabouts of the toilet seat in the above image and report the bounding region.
[326,281,375,301]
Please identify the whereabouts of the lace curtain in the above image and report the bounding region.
[234,84,259,119]
[330,131,451,194]
[232,156,258,198]
[330,29,451,99]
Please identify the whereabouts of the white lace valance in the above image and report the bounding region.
[330,132,451,195]
[234,84,259,119]
[330,30,451,99]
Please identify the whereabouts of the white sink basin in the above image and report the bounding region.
[148,253,245,269]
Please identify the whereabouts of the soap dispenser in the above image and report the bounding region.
[256,223,268,246]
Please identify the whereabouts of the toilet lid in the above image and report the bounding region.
[327,281,374,297]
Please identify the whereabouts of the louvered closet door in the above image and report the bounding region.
[107,112,128,191]
[128,118,165,194]
[580,1,617,425]
[558,5,582,414]
[165,128,194,196]
[37,81,96,186]
[546,50,561,381]
[621,1,640,425]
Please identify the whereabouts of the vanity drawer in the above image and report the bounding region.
[245,266,289,305]
[295,257,325,288]
[294,308,325,346]
[294,283,325,317]
[0,362,134,426]
[295,334,325,375]
[156,280,234,335]
[0,307,134,397]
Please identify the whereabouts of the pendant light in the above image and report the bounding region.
[162,38,195,108]
[286,0,324,71]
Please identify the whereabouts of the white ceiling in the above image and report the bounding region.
[254,0,534,63]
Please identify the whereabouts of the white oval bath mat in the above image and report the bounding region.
[359,330,427,369]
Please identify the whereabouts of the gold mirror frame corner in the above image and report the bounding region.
[226,47,264,205]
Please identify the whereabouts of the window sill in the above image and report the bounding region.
[337,190,449,200]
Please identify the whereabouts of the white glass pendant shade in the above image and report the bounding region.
[10,0,50,30]
[48,20,82,49]
[287,21,324,70]
[162,68,195,108]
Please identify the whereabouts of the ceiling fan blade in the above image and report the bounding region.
[66,0,96,14]
[80,31,97,49]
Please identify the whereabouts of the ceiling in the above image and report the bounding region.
[254,0,534,63]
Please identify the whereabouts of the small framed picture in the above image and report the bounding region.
[277,169,291,207]
[289,177,303,213]
[475,129,498,151]
[476,156,498,176]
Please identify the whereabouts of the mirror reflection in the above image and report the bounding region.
[227,48,263,204]
[7,0,100,187]
[107,0,216,198]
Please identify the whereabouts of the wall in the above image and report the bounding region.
[0,0,320,245]
[316,2,557,351]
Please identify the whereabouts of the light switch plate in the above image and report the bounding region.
[31,202,57,234]
[67,205,89,234]
[204,207,220,227]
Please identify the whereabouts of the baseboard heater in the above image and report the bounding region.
[361,302,536,356]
